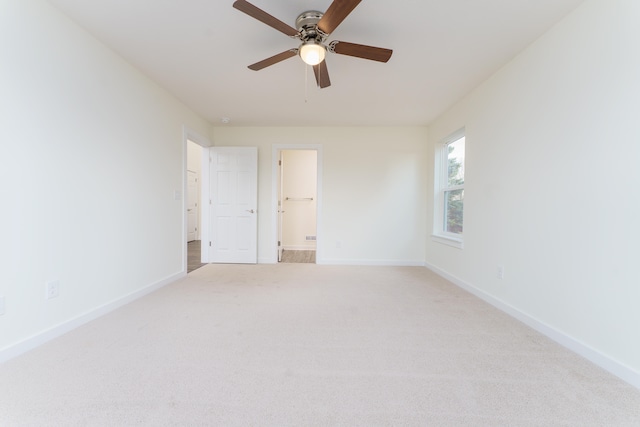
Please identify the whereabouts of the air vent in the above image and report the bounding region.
[305,235,317,241]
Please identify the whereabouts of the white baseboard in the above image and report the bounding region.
[282,246,316,251]
[0,271,186,364]
[424,262,640,390]
[258,257,426,267]
[319,258,426,267]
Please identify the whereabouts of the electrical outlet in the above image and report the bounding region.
[46,281,60,299]
[497,266,505,280]
[0,296,5,315]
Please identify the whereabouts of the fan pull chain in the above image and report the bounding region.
[305,65,309,103]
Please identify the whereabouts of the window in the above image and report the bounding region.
[433,129,465,248]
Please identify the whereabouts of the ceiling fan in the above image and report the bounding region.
[232,0,393,89]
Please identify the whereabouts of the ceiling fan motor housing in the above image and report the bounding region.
[296,11,326,42]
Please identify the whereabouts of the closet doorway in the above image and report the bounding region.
[186,138,206,272]
[276,148,320,263]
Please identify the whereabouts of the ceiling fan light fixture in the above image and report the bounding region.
[299,41,326,66]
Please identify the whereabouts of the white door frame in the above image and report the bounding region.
[182,126,211,272]
[271,144,323,264]
[277,150,284,262]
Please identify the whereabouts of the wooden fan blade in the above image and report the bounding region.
[331,41,393,63]
[317,0,362,35]
[313,60,331,88]
[248,50,298,71]
[233,0,299,37]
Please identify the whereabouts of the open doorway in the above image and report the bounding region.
[186,139,206,272]
[277,149,318,263]
[183,127,210,273]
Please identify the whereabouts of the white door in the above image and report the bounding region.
[209,147,258,264]
[187,170,198,242]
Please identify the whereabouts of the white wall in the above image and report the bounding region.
[425,0,640,386]
[211,127,428,265]
[281,150,317,250]
[0,0,210,358]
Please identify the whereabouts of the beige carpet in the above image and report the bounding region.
[1,264,639,426]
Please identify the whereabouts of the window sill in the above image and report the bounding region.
[431,234,464,249]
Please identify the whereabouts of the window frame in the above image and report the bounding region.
[432,128,465,249]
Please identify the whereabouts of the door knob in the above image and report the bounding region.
[247,209,255,213]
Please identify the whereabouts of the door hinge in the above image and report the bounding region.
[278,241,281,247]
[209,241,212,247]
[279,160,282,166]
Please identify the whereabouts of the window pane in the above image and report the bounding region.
[444,189,464,234]
[447,137,465,186]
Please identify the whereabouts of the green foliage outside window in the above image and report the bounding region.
[445,140,464,234]
[445,189,464,234]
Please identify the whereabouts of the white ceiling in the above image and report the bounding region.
[48,0,584,127]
